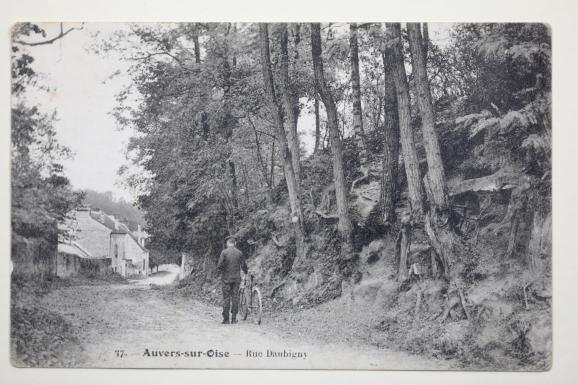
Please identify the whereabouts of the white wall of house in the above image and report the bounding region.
[110,233,126,275]
[109,233,149,277]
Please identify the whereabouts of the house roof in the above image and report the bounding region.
[61,208,148,258]
[125,231,148,253]
[89,211,148,253]
[69,210,112,258]
[58,241,94,259]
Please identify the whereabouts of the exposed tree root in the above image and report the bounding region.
[436,295,460,322]
[413,289,422,322]
[350,170,381,193]
[523,283,530,310]
[350,172,369,193]
[424,212,452,278]
[272,234,285,248]
[396,212,412,281]
[456,285,471,320]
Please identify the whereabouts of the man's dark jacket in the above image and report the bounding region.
[217,246,248,283]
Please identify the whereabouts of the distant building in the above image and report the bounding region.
[66,207,149,278]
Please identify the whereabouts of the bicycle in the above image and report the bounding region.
[239,273,262,325]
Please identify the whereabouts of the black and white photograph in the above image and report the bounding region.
[9,21,552,371]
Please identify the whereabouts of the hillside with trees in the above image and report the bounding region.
[81,189,146,230]
[98,22,552,369]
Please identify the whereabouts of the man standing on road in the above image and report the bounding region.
[216,237,248,324]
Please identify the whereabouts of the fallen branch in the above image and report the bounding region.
[490,101,502,116]
[350,170,381,193]
[270,280,286,298]
[350,173,368,193]
[314,210,340,220]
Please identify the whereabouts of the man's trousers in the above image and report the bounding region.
[222,280,240,320]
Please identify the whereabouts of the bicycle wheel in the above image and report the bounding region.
[239,288,249,320]
[251,287,263,325]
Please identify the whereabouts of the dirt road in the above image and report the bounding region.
[35,269,456,369]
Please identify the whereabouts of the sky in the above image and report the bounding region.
[19,23,136,201]
[19,22,452,203]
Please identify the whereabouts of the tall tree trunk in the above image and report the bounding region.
[277,23,302,186]
[192,26,211,141]
[407,23,449,212]
[192,27,201,64]
[313,94,321,154]
[259,24,305,249]
[421,23,429,59]
[228,160,238,209]
[311,23,353,244]
[293,23,301,58]
[249,120,274,203]
[270,139,275,190]
[241,162,251,204]
[380,31,400,227]
[222,63,234,139]
[349,23,368,175]
[387,23,424,217]
[220,26,238,212]
[408,23,459,282]
[224,93,238,212]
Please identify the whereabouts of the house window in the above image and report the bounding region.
[114,244,119,260]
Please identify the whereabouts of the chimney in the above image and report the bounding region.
[110,215,119,231]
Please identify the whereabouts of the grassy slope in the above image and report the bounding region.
[10,274,127,367]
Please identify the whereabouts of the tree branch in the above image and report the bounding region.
[14,23,84,46]
[129,51,185,67]
[246,116,277,139]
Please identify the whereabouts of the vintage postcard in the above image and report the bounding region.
[9,22,551,370]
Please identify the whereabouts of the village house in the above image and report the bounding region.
[67,207,149,278]
[56,238,110,278]
[109,225,149,277]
